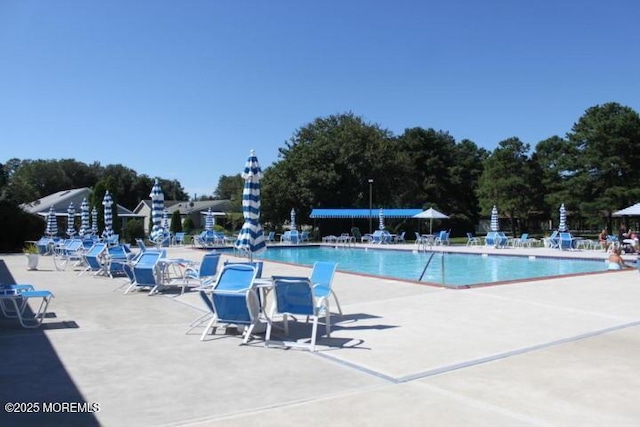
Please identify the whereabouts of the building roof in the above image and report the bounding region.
[310,208,423,219]
[133,199,231,215]
[20,187,141,217]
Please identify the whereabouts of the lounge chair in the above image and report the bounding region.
[300,231,310,243]
[124,249,165,294]
[543,231,560,249]
[466,232,480,246]
[310,261,341,316]
[173,232,186,246]
[79,242,107,276]
[265,231,276,244]
[559,232,575,250]
[395,231,406,243]
[434,230,450,245]
[52,239,85,271]
[199,264,261,343]
[172,252,221,295]
[485,232,508,248]
[0,260,54,329]
[265,277,331,352]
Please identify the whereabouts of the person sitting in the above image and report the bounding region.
[598,228,609,251]
[607,247,632,270]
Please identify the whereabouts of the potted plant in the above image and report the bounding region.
[23,243,40,270]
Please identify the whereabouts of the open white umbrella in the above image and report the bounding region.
[613,202,640,216]
[558,203,567,232]
[102,191,114,240]
[66,202,76,238]
[234,150,266,259]
[413,207,449,234]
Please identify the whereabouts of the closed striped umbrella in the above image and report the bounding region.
[490,205,499,231]
[378,208,385,230]
[558,203,567,232]
[79,198,90,237]
[290,208,296,231]
[102,191,114,240]
[46,206,58,237]
[149,179,165,242]
[91,207,99,235]
[66,202,76,238]
[234,150,266,259]
[205,208,214,231]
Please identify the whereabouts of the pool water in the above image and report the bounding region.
[253,246,608,287]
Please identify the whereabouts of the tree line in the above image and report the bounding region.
[2,101,639,250]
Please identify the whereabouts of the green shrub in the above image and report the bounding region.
[124,219,145,244]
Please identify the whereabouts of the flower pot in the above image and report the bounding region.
[26,253,39,270]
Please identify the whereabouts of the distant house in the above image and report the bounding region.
[132,199,231,233]
[20,187,144,233]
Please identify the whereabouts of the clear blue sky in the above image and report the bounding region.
[1,0,638,198]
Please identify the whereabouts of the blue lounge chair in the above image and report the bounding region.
[199,264,260,343]
[434,230,450,245]
[173,232,186,246]
[52,239,85,271]
[79,242,107,276]
[0,260,54,329]
[265,231,276,244]
[124,250,164,294]
[544,231,560,249]
[265,277,331,352]
[559,232,575,250]
[310,261,341,316]
[466,232,480,246]
[173,252,221,295]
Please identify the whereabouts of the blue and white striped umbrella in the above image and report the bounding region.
[490,205,499,231]
[66,202,76,238]
[91,207,99,235]
[379,208,385,230]
[162,207,170,231]
[46,206,58,237]
[558,203,567,232]
[234,150,266,258]
[205,208,214,231]
[149,179,165,241]
[290,208,296,231]
[102,191,114,240]
[79,198,90,237]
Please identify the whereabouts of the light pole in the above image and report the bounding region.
[368,179,374,234]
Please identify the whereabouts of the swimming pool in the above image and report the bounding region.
[253,246,608,287]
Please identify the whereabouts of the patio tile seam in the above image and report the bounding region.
[465,288,639,322]
[313,320,640,386]
[392,320,640,383]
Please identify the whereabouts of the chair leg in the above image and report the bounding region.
[310,316,318,352]
[325,309,331,337]
[331,290,343,316]
[200,316,217,341]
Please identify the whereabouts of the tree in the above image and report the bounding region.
[170,209,183,233]
[261,112,398,227]
[477,137,535,235]
[565,102,640,230]
[215,174,243,212]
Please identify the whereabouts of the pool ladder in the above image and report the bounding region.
[418,251,446,285]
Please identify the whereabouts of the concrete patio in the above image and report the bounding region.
[1,243,639,426]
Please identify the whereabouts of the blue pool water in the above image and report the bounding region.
[252,246,608,287]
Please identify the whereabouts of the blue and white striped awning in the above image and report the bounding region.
[310,208,422,219]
